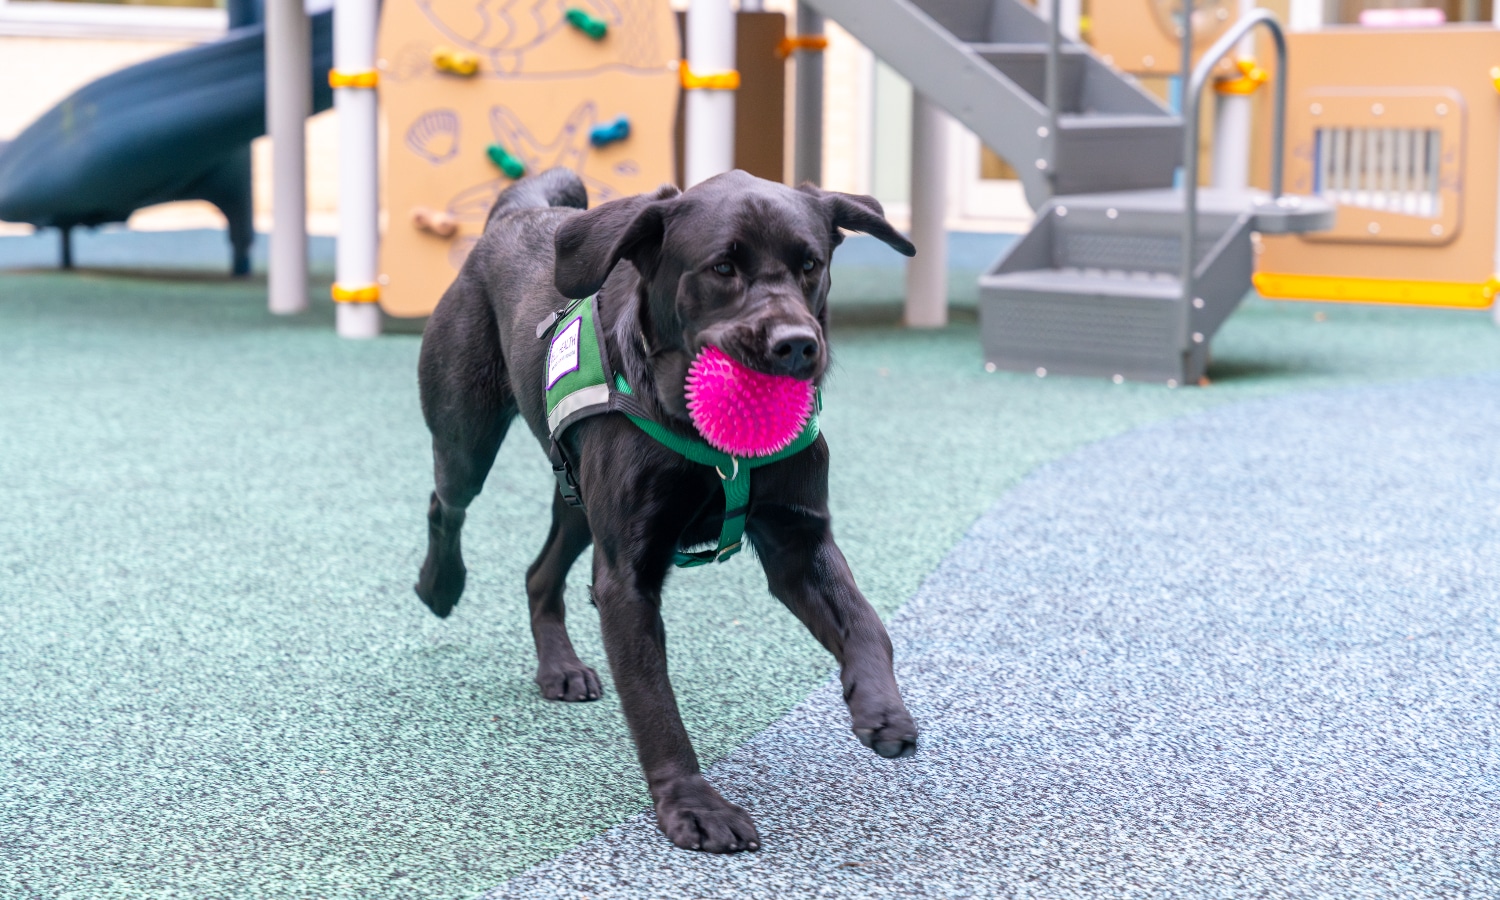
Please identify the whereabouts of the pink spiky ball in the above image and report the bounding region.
[685,346,816,457]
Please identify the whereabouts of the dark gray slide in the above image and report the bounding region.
[0,10,333,275]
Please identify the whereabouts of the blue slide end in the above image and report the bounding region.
[0,11,333,275]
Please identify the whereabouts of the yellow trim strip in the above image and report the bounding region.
[328,69,379,89]
[679,60,740,91]
[331,283,381,304]
[1253,273,1499,310]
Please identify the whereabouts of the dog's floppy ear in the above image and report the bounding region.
[554,184,682,299]
[800,185,917,257]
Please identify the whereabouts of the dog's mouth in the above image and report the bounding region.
[696,324,825,383]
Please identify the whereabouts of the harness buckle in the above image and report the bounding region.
[549,440,584,508]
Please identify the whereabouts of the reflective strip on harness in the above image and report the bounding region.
[547,383,611,437]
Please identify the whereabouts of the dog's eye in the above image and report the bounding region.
[802,257,818,272]
[713,262,734,277]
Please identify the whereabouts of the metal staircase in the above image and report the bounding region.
[802,0,1335,384]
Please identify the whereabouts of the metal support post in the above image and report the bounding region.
[266,0,310,315]
[1211,0,1255,190]
[905,92,948,328]
[332,0,382,338]
[684,0,736,187]
[793,1,824,186]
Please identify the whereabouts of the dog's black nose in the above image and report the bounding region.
[767,325,821,378]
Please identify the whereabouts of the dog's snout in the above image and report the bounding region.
[767,325,821,378]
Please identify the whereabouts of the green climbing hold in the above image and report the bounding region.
[565,7,608,40]
[486,144,526,180]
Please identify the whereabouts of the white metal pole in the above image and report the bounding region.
[266,0,310,315]
[684,0,736,187]
[793,1,824,186]
[1211,0,1255,190]
[905,93,948,328]
[333,0,382,338]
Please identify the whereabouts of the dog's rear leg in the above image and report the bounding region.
[525,490,601,701]
[415,305,515,618]
[416,412,512,617]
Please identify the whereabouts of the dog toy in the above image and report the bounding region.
[684,346,815,457]
[589,115,631,147]
[432,46,480,76]
[486,144,526,179]
[565,8,608,40]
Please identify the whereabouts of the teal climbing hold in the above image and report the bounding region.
[589,115,630,147]
[565,8,608,40]
[486,144,526,179]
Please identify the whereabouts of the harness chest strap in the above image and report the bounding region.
[541,296,820,567]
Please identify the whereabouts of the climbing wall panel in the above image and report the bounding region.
[377,0,680,318]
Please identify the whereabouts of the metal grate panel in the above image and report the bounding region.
[1056,230,1217,274]
[983,291,1179,358]
[1315,126,1441,217]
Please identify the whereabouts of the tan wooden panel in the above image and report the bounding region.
[377,0,680,318]
[1259,27,1500,290]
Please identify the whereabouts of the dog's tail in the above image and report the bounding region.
[485,167,589,227]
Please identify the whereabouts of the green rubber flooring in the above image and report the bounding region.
[3,263,1499,899]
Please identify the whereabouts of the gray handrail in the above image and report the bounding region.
[1181,9,1287,311]
[1043,0,1061,180]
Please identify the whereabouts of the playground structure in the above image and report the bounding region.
[804,0,1333,384]
[5,0,1500,358]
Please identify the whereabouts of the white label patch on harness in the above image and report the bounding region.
[547,316,583,388]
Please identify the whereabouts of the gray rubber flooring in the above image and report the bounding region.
[484,374,1500,899]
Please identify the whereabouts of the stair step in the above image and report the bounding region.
[981,268,1182,301]
[1046,189,1336,235]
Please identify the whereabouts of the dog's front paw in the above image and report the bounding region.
[654,776,760,853]
[534,661,602,701]
[850,698,919,759]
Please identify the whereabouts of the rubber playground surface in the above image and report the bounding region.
[3,232,1498,898]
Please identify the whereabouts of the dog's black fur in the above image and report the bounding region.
[415,168,919,853]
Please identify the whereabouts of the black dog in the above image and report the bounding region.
[415,168,918,852]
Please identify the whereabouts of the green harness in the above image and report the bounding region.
[542,295,820,567]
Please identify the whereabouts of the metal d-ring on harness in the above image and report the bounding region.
[540,295,821,568]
